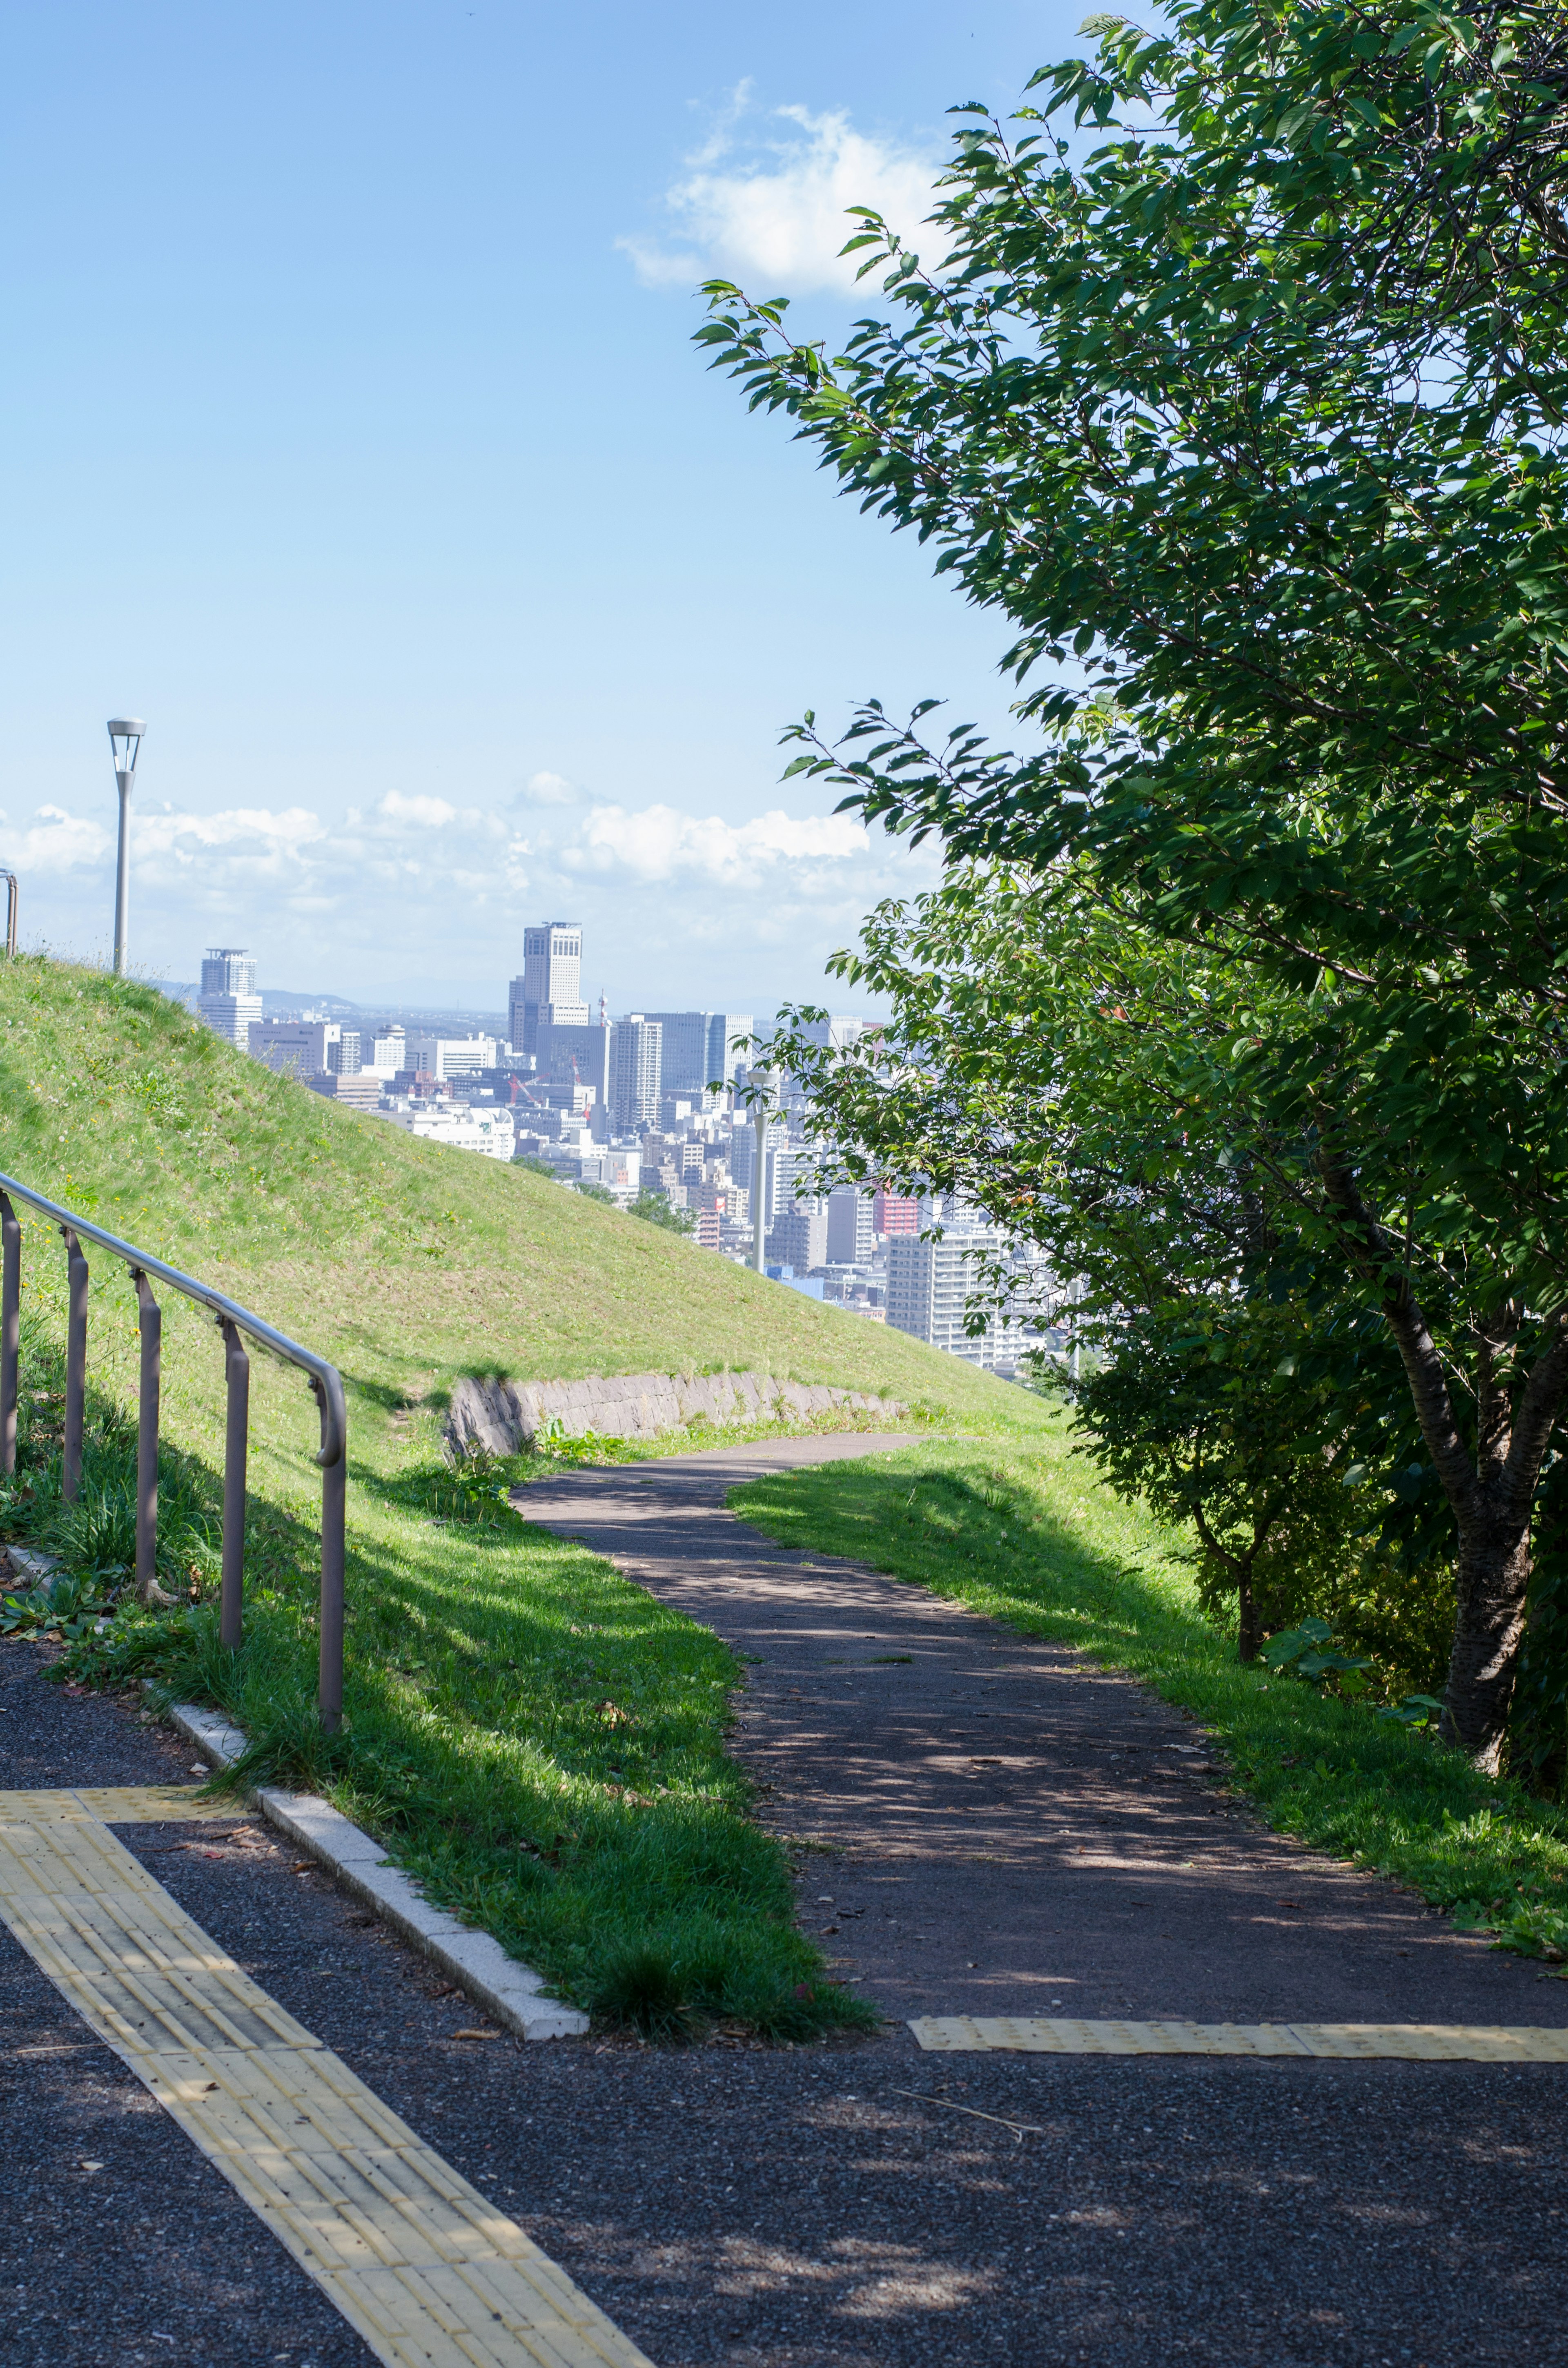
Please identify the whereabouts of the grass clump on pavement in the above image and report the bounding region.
[730,1418,1568,1963]
[66,1457,878,2041]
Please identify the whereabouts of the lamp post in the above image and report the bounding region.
[107,718,145,976]
[751,1068,779,1276]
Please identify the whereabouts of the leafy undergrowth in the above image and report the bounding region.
[57,1457,877,2044]
[730,1419,1568,1964]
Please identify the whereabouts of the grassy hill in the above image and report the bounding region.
[0,957,1046,2039]
[0,957,1036,1481]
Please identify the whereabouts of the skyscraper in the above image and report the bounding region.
[608,1015,662,1130]
[707,1013,754,1089]
[644,1011,712,1097]
[198,949,262,1054]
[509,923,588,1057]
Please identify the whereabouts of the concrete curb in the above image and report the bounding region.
[163,1699,589,2042]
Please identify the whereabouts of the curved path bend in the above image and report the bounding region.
[520,1433,1567,2032]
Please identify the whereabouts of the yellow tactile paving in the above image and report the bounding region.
[0,1789,652,2368]
[910,2013,1568,2060]
[0,1782,221,1823]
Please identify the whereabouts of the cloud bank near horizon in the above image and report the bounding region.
[8,780,936,1012]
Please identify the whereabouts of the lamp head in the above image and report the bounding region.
[107,718,145,783]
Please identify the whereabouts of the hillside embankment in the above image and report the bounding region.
[0,957,1047,2034]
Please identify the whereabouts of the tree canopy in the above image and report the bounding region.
[704,0,1568,1769]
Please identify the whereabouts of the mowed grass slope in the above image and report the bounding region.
[0,957,1045,2037]
[0,958,1031,1429]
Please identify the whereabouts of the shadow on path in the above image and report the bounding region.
[519,1434,1568,2030]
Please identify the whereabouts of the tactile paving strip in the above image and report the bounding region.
[0,1788,650,2368]
[910,2013,1568,2060]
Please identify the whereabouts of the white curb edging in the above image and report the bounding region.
[163,1699,589,2041]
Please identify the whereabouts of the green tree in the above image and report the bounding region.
[765,864,1396,1662]
[628,1190,697,1235]
[703,0,1568,1769]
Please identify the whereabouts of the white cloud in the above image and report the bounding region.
[563,801,867,885]
[623,96,945,296]
[375,789,458,829]
[517,769,578,807]
[0,804,110,874]
[5,771,940,1011]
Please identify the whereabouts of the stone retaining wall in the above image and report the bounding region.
[445,1368,902,1456]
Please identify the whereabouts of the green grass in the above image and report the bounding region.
[730,1421,1568,1967]
[0,954,1048,2037]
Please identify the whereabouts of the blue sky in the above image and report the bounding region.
[1,1,1086,1014]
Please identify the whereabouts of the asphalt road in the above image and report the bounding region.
[2,1443,1567,2366]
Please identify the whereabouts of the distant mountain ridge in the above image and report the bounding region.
[154,982,507,1032]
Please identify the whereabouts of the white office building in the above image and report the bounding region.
[198,949,262,1054]
[252,1019,341,1077]
[407,1035,497,1080]
[379,1105,515,1162]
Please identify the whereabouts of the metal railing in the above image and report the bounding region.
[0,1172,348,1728]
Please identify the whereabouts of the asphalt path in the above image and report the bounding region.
[0,1432,1565,2366]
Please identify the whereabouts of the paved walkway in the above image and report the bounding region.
[6,1435,1568,2366]
[520,1435,1568,2034]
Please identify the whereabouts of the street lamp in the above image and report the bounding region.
[107,718,145,976]
[751,1068,780,1276]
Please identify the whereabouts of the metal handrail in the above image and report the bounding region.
[0,1171,348,1729]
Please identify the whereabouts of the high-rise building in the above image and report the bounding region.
[536,1017,612,1114]
[644,1012,712,1097]
[827,1184,877,1264]
[509,923,588,1057]
[707,1013,753,1089]
[198,949,262,1053]
[874,1185,920,1236]
[328,1030,362,1075]
[608,1015,662,1131]
[768,1198,829,1273]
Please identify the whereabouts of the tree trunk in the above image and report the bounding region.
[1441,1515,1532,1775]
[1236,1564,1262,1663]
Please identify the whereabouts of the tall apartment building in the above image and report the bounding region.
[874,1185,920,1236]
[768,1199,829,1273]
[198,949,262,1053]
[608,1015,662,1130]
[509,923,588,1057]
[885,1231,1031,1373]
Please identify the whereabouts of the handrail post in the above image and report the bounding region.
[61,1228,88,1502]
[131,1271,160,1604]
[219,1318,249,1650]
[0,1192,19,1477]
[314,1375,346,1732]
